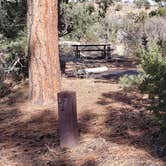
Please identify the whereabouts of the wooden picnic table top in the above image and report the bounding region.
[72,43,111,47]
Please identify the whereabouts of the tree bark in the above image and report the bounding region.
[27,0,61,106]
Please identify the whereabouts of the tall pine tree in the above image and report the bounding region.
[27,0,61,105]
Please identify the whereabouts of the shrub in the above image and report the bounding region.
[124,16,166,56]
[156,7,166,16]
[138,43,166,131]
[84,23,104,42]
[143,17,166,48]
[149,7,166,17]
[120,43,166,132]
[85,14,138,43]
[119,73,144,90]
[149,10,158,17]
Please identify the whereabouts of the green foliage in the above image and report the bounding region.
[149,10,158,17]
[138,43,166,130]
[0,0,27,38]
[126,11,148,23]
[60,3,99,41]
[58,2,74,37]
[0,0,28,80]
[0,31,28,79]
[84,22,104,42]
[119,74,144,90]
[120,43,166,131]
[84,13,139,43]
[149,7,166,17]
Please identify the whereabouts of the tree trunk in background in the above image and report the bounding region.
[27,0,61,106]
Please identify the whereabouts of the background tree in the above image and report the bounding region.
[27,0,61,105]
[0,0,26,38]
[0,0,27,80]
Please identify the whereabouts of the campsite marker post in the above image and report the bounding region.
[58,91,79,148]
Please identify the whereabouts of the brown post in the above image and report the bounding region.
[58,91,79,148]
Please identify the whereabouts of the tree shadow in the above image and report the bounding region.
[0,81,100,165]
[78,111,98,135]
[1,82,165,165]
[96,90,166,162]
[0,83,99,165]
[0,81,28,106]
[0,106,98,165]
[0,105,67,165]
[97,91,148,110]
[0,85,76,165]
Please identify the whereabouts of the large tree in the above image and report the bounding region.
[27,0,61,105]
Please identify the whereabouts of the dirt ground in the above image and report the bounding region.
[0,60,166,166]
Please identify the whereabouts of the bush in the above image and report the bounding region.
[119,73,144,90]
[84,23,104,42]
[120,43,166,132]
[143,17,166,48]
[149,7,166,17]
[157,7,166,16]
[138,43,166,131]
[124,16,166,56]
[85,13,139,43]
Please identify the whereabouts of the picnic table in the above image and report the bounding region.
[72,44,112,60]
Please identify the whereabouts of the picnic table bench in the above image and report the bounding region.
[72,44,112,60]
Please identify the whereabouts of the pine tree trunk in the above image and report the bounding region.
[27,0,61,106]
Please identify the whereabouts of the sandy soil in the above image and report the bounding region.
[0,62,166,165]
